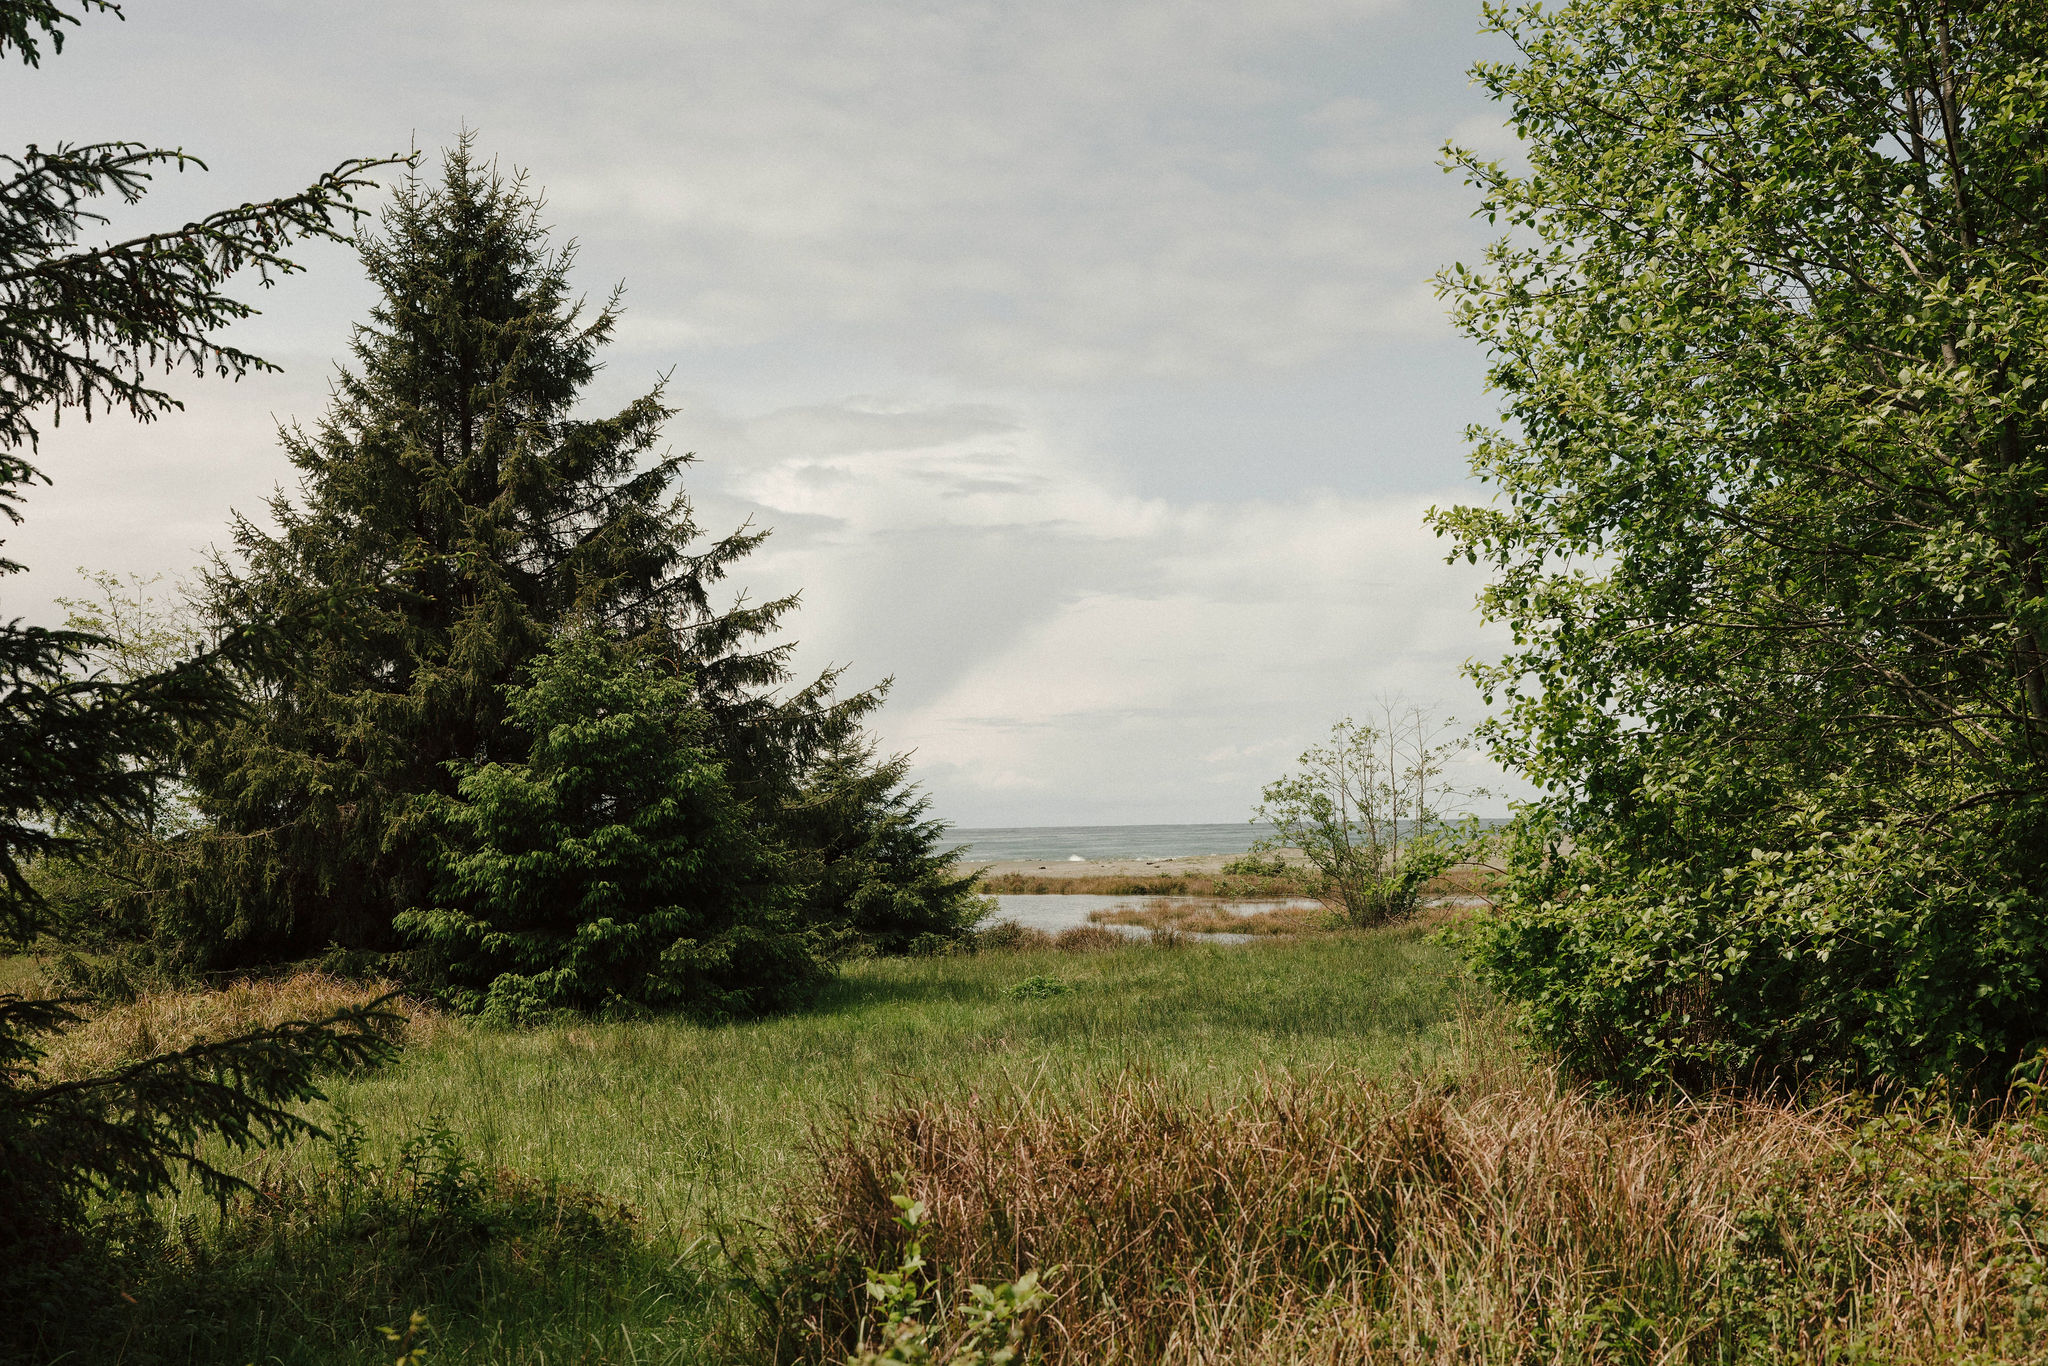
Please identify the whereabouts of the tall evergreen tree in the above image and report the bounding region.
[0,0,406,1317]
[151,141,930,968]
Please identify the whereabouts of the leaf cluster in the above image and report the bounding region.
[1435,0,2048,1088]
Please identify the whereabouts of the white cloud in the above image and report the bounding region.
[1,0,1528,825]
[684,395,1511,825]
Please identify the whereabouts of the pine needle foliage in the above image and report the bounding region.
[398,634,829,1023]
[0,0,398,941]
[0,0,414,1332]
[151,139,876,967]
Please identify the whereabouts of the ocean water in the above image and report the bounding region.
[945,822,1279,863]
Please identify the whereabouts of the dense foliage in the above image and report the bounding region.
[398,635,829,1022]
[782,737,984,957]
[1436,1,2048,1089]
[0,0,414,1309]
[101,141,977,982]
[135,141,728,963]
[0,3,390,940]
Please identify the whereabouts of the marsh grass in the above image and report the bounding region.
[768,1037,2048,1363]
[1086,899,1333,936]
[976,871,1305,898]
[30,971,443,1081]
[277,931,1474,1239]
[978,865,1501,905]
[27,931,1464,1364]
[24,929,2048,1364]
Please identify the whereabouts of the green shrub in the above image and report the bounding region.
[398,635,830,1024]
[847,1196,1050,1366]
[1465,806,2048,1092]
[1253,710,1478,928]
[784,739,988,957]
[1007,975,1071,1001]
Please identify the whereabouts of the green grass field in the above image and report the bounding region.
[23,927,2048,1363]
[16,930,1477,1365]
[308,929,1472,1234]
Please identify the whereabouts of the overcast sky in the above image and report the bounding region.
[4,0,1528,827]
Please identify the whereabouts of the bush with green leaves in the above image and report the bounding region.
[1434,1,2048,1089]
[398,635,830,1023]
[847,1196,1049,1366]
[1252,706,1476,928]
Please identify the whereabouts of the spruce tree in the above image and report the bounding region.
[0,0,405,1319]
[152,140,965,970]
[398,634,829,1022]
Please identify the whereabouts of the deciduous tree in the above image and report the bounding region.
[1436,0,2048,1089]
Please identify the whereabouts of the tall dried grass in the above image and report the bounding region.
[33,972,445,1082]
[1087,900,1331,936]
[976,872,1306,899]
[764,1031,2048,1363]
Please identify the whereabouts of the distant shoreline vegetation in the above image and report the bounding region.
[946,819,1510,864]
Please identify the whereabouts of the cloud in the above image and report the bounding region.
[1,0,1528,825]
[685,395,1512,825]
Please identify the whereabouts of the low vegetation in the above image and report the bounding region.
[24,930,2048,1364]
[1085,900,1330,936]
[8,929,1471,1362]
[773,1043,2048,1364]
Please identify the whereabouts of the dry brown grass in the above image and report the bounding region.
[1050,925,1125,952]
[980,865,1501,905]
[1088,899,1333,937]
[976,872,1307,899]
[765,1030,2048,1364]
[33,972,447,1082]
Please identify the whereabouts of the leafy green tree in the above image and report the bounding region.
[1252,706,1473,927]
[397,634,827,1022]
[1434,1,2048,1089]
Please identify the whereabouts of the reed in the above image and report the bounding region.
[766,1024,2048,1363]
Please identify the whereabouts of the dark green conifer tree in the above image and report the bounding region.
[0,0,405,1323]
[151,139,970,970]
[398,634,828,1022]
[783,736,984,956]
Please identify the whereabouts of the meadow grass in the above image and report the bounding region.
[300,929,1472,1236]
[13,930,1476,1366]
[33,920,2048,1364]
